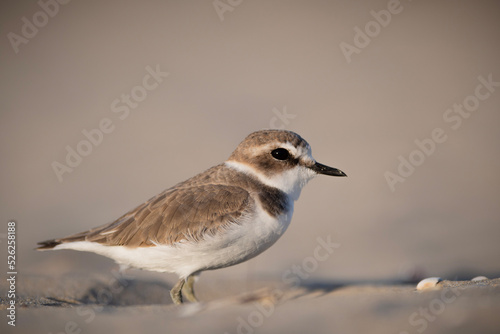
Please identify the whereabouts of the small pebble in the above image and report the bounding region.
[472,276,488,281]
[416,277,442,290]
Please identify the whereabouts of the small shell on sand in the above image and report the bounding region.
[472,276,488,281]
[416,277,442,290]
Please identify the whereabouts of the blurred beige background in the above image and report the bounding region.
[1,0,499,290]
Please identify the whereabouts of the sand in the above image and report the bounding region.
[1,274,499,334]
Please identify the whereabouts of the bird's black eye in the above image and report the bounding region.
[271,148,290,160]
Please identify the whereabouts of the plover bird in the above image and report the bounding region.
[38,130,346,304]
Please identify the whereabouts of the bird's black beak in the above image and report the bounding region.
[311,162,347,177]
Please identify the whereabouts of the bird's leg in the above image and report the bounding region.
[170,278,185,304]
[181,274,198,303]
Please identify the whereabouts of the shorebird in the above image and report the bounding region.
[37,129,346,304]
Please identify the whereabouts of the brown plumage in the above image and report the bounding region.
[37,164,288,249]
[36,129,346,304]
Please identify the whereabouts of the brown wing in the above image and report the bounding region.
[38,184,252,249]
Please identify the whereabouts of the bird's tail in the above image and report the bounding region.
[36,239,62,250]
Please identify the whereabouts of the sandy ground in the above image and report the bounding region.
[1,274,499,334]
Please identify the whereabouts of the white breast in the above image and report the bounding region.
[54,199,295,279]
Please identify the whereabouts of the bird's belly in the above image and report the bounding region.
[54,206,294,278]
[165,207,294,277]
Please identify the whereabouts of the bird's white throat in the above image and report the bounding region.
[224,160,317,201]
